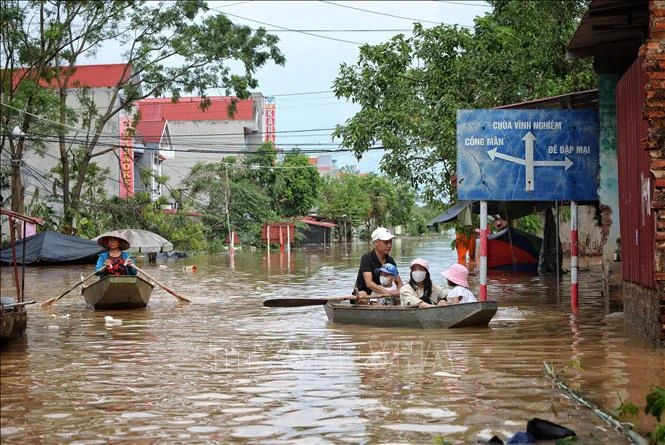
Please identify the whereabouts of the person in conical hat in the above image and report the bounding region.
[95,235,137,278]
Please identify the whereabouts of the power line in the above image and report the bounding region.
[220,12,363,45]
[436,0,491,8]
[319,1,443,25]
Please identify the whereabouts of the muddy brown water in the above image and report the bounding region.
[1,236,663,444]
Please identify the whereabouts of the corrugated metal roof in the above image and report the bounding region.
[566,0,648,70]
[495,89,599,110]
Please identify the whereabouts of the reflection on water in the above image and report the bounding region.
[2,235,664,444]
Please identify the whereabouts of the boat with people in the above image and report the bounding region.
[81,275,154,309]
[323,301,498,328]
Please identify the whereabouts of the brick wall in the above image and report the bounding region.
[640,0,665,345]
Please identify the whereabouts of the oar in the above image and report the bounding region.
[41,268,104,307]
[263,294,390,308]
[130,265,191,303]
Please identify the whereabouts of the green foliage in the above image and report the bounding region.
[433,435,453,445]
[613,396,639,421]
[272,150,321,217]
[332,0,595,205]
[645,386,665,423]
[652,424,665,444]
[2,0,284,225]
[516,214,543,235]
[555,437,577,445]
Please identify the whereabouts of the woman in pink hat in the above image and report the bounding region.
[439,263,477,305]
[399,258,447,308]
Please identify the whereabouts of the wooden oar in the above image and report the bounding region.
[41,268,104,307]
[263,294,390,308]
[130,265,191,303]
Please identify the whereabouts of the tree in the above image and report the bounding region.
[332,0,594,204]
[1,0,285,229]
[272,151,321,217]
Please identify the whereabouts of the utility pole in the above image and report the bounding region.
[10,126,26,215]
[224,163,234,252]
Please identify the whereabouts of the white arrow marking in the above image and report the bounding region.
[523,132,536,191]
[534,157,574,170]
[487,147,525,165]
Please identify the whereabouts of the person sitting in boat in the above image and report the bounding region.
[369,263,399,305]
[438,263,477,305]
[400,258,447,308]
[353,227,403,305]
[95,235,137,278]
[493,214,508,231]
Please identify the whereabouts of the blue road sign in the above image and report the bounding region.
[457,109,599,201]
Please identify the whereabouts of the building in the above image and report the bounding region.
[3,63,133,215]
[135,93,268,208]
[567,0,664,346]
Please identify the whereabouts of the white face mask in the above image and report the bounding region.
[411,271,427,283]
[379,276,393,286]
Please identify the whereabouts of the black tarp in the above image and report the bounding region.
[0,231,104,265]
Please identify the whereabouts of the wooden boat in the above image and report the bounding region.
[1,208,43,345]
[82,275,154,309]
[323,301,499,328]
[1,297,29,343]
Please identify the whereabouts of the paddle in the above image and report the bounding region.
[41,268,104,307]
[130,264,191,303]
[263,294,390,308]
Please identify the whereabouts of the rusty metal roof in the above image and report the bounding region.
[495,89,599,110]
[566,0,649,71]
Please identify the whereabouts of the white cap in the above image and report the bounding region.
[371,227,395,241]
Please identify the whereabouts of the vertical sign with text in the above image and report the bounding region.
[264,96,276,144]
[119,112,134,198]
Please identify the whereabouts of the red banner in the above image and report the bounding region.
[119,113,134,198]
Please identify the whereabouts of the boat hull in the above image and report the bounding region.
[324,301,498,328]
[82,275,154,310]
[0,307,27,344]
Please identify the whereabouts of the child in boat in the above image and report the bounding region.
[438,263,477,305]
[95,235,137,278]
[400,258,447,308]
[369,263,399,305]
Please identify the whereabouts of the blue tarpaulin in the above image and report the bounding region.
[0,231,104,265]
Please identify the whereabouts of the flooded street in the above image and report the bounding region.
[2,235,664,444]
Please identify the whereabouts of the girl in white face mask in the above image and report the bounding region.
[399,258,447,308]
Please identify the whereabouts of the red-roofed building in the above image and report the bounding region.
[135,93,269,208]
[4,63,139,214]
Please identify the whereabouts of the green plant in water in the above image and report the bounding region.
[555,436,577,445]
[433,435,453,445]
[613,395,639,421]
[651,424,665,444]
[645,385,665,422]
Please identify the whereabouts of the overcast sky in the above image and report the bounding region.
[98,1,491,172]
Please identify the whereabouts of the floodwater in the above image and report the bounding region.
[1,235,663,444]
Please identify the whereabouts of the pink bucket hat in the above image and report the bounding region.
[410,258,430,271]
[441,263,469,288]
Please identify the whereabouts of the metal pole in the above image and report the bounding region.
[20,218,27,303]
[224,164,233,254]
[554,201,561,303]
[479,201,488,301]
[267,225,271,254]
[571,201,579,314]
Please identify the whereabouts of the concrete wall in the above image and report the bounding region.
[3,87,124,216]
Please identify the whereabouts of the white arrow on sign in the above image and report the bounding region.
[486,131,574,191]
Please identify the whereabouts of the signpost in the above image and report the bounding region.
[456,109,600,311]
[457,109,599,201]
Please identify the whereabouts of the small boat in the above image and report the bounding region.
[1,208,42,345]
[323,301,498,328]
[1,297,31,343]
[82,275,154,309]
[488,227,542,272]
